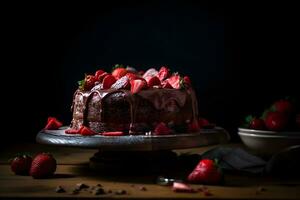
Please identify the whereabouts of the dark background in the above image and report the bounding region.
[3,1,299,143]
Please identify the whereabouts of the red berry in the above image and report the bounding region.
[265,111,289,131]
[161,80,173,89]
[145,76,161,87]
[249,118,265,130]
[95,69,105,80]
[126,72,138,81]
[142,68,158,79]
[198,118,210,127]
[112,67,127,80]
[30,153,56,179]
[157,66,170,81]
[44,117,63,130]
[188,159,222,185]
[188,119,200,132]
[183,75,191,86]
[154,122,171,135]
[130,79,147,94]
[273,99,294,113]
[102,75,117,89]
[98,72,109,83]
[65,128,80,134]
[84,75,97,90]
[10,155,32,175]
[167,74,181,89]
[79,126,97,135]
[102,131,124,136]
[172,182,195,193]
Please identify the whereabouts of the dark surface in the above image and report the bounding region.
[2,1,299,143]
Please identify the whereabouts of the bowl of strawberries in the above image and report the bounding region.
[238,98,300,156]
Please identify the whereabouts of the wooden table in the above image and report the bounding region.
[1,143,300,199]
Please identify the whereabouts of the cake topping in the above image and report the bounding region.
[77,65,193,93]
[44,117,63,130]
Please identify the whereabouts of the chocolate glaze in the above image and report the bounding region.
[71,87,198,134]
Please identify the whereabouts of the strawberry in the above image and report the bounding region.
[142,68,158,79]
[102,74,117,89]
[145,76,161,87]
[249,118,265,130]
[183,76,191,86]
[95,69,105,80]
[167,74,181,89]
[130,79,147,94]
[272,99,294,113]
[111,76,130,89]
[112,67,127,80]
[65,128,80,134]
[188,119,200,132]
[44,117,63,130]
[98,72,109,82]
[126,72,138,81]
[172,182,195,193]
[198,118,210,127]
[10,155,32,175]
[188,159,222,185]
[79,126,96,135]
[84,75,97,90]
[154,122,171,135]
[161,80,173,89]
[30,153,56,179]
[265,111,289,131]
[157,66,170,81]
[102,131,124,136]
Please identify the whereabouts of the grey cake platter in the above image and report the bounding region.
[36,126,230,151]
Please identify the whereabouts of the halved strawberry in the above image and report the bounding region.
[126,72,138,81]
[65,128,80,134]
[102,75,117,89]
[84,75,97,90]
[172,182,195,193]
[167,74,181,89]
[188,119,200,132]
[157,66,170,81]
[154,122,171,135]
[102,131,124,136]
[79,126,96,135]
[98,72,109,83]
[112,67,127,80]
[44,117,63,130]
[145,76,161,87]
[95,69,105,80]
[111,76,130,89]
[130,79,147,94]
[161,80,173,89]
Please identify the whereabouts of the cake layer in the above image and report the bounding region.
[71,88,198,134]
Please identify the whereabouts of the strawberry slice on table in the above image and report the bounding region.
[130,79,147,94]
[44,117,63,130]
[188,159,223,185]
[30,153,56,179]
[167,74,181,89]
[112,67,127,80]
[157,66,170,81]
[65,128,80,134]
[172,182,196,193]
[102,74,117,89]
[154,122,171,135]
[145,76,161,87]
[79,126,97,135]
[102,131,124,136]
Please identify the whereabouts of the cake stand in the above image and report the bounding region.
[36,127,230,171]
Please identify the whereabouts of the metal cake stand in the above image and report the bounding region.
[36,127,230,170]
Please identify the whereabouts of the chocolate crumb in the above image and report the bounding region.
[55,186,65,193]
[139,186,147,191]
[75,183,89,190]
[115,189,127,195]
[93,187,105,195]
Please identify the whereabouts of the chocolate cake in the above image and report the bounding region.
[69,65,199,135]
